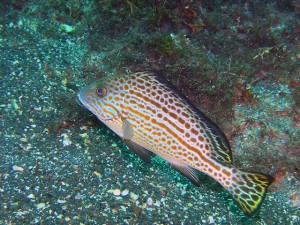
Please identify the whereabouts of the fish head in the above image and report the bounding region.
[78,76,124,121]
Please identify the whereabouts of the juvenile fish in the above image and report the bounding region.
[78,71,274,216]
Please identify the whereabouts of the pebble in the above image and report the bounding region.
[24,186,30,191]
[146,197,153,206]
[36,203,46,209]
[208,215,215,224]
[121,189,129,196]
[113,189,121,196]
[93,171,102,178]
[57,199,66,204]
[81,125,88,130]
[12,99,20,110]
[154,200,161,207]
[20,137,28,142]
[75,195,83,200]
[12,165,24,172]
[130,192,139,200]
[79,133,88,138]
[62,139,72,146]
[27,194,35,199]
[61,133,72,146]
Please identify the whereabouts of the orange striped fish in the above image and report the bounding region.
[78,71,274,217]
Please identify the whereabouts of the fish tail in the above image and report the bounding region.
[228,168,274,217]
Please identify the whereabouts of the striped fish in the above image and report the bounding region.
[78,71,274,217]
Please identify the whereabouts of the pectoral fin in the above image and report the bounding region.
[122,119,153,164]
[168,160,200,186]
[122,118,134,140]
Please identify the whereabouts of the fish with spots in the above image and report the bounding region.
[78,71,274,217]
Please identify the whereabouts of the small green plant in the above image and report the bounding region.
[152,34,184,58]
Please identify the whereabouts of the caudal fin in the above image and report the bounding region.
[228,169,274,217]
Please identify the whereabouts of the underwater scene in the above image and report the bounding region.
[0,0,299,224]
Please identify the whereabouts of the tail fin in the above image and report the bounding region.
[228,169,274,217]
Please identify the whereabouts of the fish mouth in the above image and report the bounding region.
[77,86,93,111]
[77,87,87,107]
[77,85,119,121]
[77,86,112,121]
[77,93,86,108]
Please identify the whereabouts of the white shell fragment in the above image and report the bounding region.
[146,197,153,206]
[121,189,129,196]
[113,189,121,196]
[61,133,72,146]
[12,165,24,172]
[27,194,35,199]
[130,192,139,200]
[36,203,46,209]
[57,199,66,204]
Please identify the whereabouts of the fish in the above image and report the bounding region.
[78,71,274,217]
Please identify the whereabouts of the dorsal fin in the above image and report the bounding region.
[203,124,233,165]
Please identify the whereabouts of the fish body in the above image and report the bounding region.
[78,71,273,216]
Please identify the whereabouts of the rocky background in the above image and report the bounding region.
[0,0,299,224]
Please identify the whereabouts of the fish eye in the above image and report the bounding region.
[96,88,107,97]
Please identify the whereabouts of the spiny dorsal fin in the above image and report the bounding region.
[208,133,233,165]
